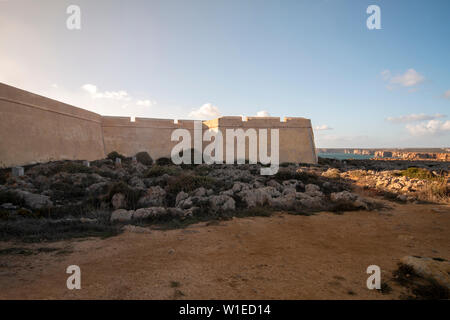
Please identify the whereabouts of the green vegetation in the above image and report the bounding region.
[58,162,93,174]
[155,157,172,166]
[0,170,9,185]
[0,190,25,207]
[0,209,9,220]
[400,167,435,180]
[108,181,144,209]
[145,165,181,178]
[107,151,126,161]
[166,174,216,194]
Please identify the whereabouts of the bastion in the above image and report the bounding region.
[0,83,317,167]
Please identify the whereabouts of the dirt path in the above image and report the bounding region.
[0,202,449,300]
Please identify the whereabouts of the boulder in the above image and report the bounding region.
[267,179,282,190]
[131,162,148,175]
[239,188,273,208]
[129,176,146,189]
[321,168,341,179]
[167,207,187,217]
[192,187,207,197]
[110,209,134,222]
[134,207,167,219]
[123,225,151,233]
[86,182,109,197]
[209,195,235,212]
[111,193,126,210]
[305,184,320,195]
[330,191,358,202]
[138,186,166,207]
[15,190,53,209]
[232,182,250,193]
[400,256,450,290]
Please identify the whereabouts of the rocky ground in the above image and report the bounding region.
[0,153,448,299]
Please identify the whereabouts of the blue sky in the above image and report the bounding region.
[0,0,449,148]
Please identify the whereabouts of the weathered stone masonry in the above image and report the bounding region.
[0,83,317,167]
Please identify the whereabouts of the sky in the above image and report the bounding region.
[0,0,449,148]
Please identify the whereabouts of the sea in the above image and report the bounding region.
[317,153,374,160]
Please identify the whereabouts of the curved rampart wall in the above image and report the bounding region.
[0,83,105,167]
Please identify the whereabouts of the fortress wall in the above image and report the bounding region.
[0,83,105,167]
[0,83,317,167]
[101,117,209,160]
[205,117,317,164]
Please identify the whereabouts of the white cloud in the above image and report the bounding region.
[81,84,98,95]
[443,89,450,99]
[256,110,270,117]
[386,113,446,123]
[406,120,450,136]
[382,69,424,89]
[381,70,391,81]
[82,84,131,101]
[136,99,155,107]
[314,124,333,130]
[390,69,424,87]
[188,103,221,120]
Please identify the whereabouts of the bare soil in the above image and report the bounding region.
[0,202,449,300]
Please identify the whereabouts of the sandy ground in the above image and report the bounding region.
[0,202,449,300]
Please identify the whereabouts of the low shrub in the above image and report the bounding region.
[166,174,216,195]
[135,151,153,166]
[50,182,86,201]
[107,151,126,161]
[156,157,172,166]
[0,170,9,185]
[0,190,25,207]
[59,162,93,174]
[401,167,434,180]
[145,165,181,178]
[0,209,9,220]
[274,169,303,181]
[194,165,213,176]
[107,182,144,209]
[274,168,321,185]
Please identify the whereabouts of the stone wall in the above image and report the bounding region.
[0,83,105,167]
[0,83,317,167]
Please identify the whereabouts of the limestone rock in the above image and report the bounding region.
[400,256,450,290]
[111,193,126,210]
[305,184,320,195]
[123,225,151,233]
[330,191,358,203]
[133,207,167,219]
[321,168,341,179]
[209,195,235,212]
[15,190,53,209]
[138,186,166,207]
[111,209,134,222]
[86,182,109,197]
